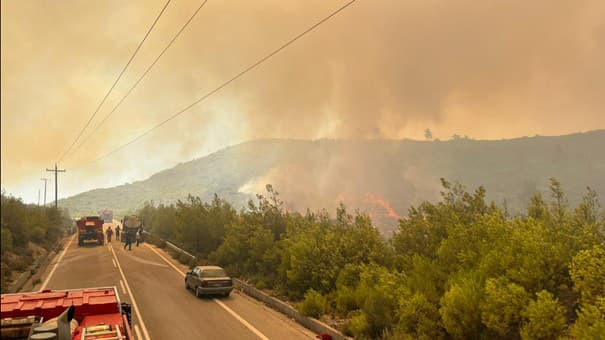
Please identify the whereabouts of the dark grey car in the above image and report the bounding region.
[185,266,233,297]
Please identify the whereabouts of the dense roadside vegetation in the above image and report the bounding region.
[138,179,605,339]
[0,190,72,293]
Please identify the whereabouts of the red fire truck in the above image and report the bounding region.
[1,286,132,339]
[77,216,104,246]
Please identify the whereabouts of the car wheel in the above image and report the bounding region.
[224,292,231,297]
[185,281,189,290]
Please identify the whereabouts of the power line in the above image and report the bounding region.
[76,0,357,168]
[58,0,172,163]
[63,0,209,163]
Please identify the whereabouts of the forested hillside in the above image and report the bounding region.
[0,191,72,292]
[139,179,605,338]
[60,130,605,234]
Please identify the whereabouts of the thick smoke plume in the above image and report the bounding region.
[2,0,604,202]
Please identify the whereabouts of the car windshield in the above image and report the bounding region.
[200,269,227,277]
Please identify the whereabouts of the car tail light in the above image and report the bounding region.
[201,281,208,287]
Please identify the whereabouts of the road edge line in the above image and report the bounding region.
[144,244,270,340]
[213,298,271,340]
[119,279,128,295]
[134,324,142,340]
[110,245,151,340]
[39,234,76,291]
[145,244,186,277]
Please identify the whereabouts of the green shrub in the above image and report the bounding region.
[570,245,605,305]
[335,286,359,314]
[520,290,567,340]
[255,280,267,290]
[397,293,444,339]
[346,310,370,339]
[299,289,327,318]
[439,276,484,339]
[363,290,395,338]
[570,297,605,339]
[480,277,530,337]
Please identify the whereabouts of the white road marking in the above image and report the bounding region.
[119,280,127,295]
[134,324,142,340]
[145,244,186,276]
[39,234,75,291]
[145,244,270,340]
[213,299,271,340]
[110,245,151,340]
[112,259,117,268]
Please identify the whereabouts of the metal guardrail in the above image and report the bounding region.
[165,241,197,260]
[142,230,197,261]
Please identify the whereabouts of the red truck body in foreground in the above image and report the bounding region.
[1,287,132,339]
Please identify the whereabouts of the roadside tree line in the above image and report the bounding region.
[138,180,605,339]
[1,190,72,293]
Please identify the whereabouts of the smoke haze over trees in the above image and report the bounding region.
[58,131,605,234]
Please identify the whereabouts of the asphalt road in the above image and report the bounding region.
[38,222,316,340]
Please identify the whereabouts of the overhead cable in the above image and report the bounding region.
[76,0,357,169]
[58,0,172,163]
[64,0,209,163]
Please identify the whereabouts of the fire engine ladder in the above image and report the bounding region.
[80,324,124,339]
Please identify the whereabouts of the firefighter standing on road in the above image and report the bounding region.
[115,225,121,241]
[106,226,113,243]
[123,231,132,251]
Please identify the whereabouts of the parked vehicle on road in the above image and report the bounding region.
[98,209,114,224]
[185,266,233,297]
[1,286,132,339]
[121,215,143,244]
[77,216,104,246]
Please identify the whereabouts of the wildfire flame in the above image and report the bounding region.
[366,193,400,219]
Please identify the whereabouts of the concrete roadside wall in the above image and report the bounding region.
[233,278,351,340]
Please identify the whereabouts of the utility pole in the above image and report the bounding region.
[41,177,50,206]
[38,189,41,206]
[46,164,65,209]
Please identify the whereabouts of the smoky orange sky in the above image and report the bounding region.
[2,0,604,204]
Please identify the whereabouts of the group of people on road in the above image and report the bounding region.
[105,224,142,251]
[122,226,142,251]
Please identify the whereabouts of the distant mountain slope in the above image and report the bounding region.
[60,130,605,233]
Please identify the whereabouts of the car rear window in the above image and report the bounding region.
[201,268,227,277]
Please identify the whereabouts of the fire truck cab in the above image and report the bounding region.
[1,286,132,339]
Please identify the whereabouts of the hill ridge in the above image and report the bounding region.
[60,130,605,233]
